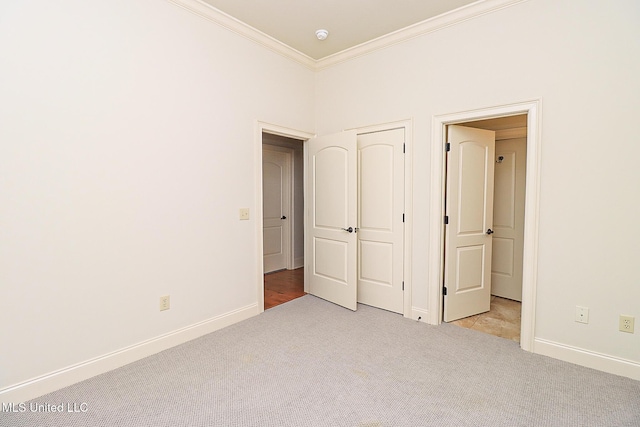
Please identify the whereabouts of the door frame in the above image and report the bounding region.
[255,121,314,314]
[428,100,541,351]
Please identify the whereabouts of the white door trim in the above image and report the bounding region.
[354,119,413,319]
[428,100,541,352]
[255,121,315,313]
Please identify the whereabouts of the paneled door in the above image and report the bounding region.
[307,131,358,310]
[443,125,496,322]
[262,148,291,273]
[491,137,526,301]
[357,128,404,314]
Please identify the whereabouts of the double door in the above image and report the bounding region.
[306,128,405,313]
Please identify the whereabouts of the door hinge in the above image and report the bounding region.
[402,281,405,291]
[443,286,448,296]
[403,143,406,153]
[445,142,451,152]
[444,215,449,225]
[402,213,405,223]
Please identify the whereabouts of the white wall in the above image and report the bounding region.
[315,0,640,369]
[0,0,314,397]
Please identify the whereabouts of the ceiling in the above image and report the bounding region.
[200,0,479,60]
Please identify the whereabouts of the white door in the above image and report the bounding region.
[491,137,526,301]
[262,148,291,273]
[307,131,358,310]
[357,128,404,313]
[443,125,496,322]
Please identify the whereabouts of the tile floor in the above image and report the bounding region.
[450,296,522,342]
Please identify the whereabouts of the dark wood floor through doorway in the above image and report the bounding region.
[264,268,305,309]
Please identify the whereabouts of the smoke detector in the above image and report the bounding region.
[315,29,329,41]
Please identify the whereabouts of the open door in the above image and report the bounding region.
[443,125,496,322]
[307,131,358,310]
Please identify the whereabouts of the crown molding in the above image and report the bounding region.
[167,0,317,70]
[167,0,526,72]
[315,0,527,70]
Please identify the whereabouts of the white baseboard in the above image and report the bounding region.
[534,338,640,381]
[293,257,304,269]
[1,304,258,404]
[411,307,430,323]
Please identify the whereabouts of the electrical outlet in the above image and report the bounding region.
[160,295,170,311]
[575,306,589,324]
[239,208,250,220]
[619,315,635,333]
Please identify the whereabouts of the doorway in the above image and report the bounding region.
[428,100,541,352]
[258,124,314,312]
[445,115,527,342]
[442,118,526,338]
[262,136,306,309]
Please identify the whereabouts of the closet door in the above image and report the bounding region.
[356,128,404,314]
[307,131,358,310]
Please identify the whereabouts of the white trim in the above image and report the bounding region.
[534,338,640,381]
[428,100,541,353]
[0,303,258,404]
[293,256,304,269]
[256,122,315,312]
[167,0,316,70]
[167,0,525,71]
[353,119,414,319]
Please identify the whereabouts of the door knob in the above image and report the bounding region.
[486,229,494,235]
[281,215,287,220]
[341,227,354,233]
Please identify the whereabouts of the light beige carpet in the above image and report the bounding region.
[2,295,639,426]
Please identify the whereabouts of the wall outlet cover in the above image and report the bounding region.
[619,315,635,333]
[160,295,170,311]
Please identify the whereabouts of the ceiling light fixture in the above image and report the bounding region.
[315,29,329,41]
